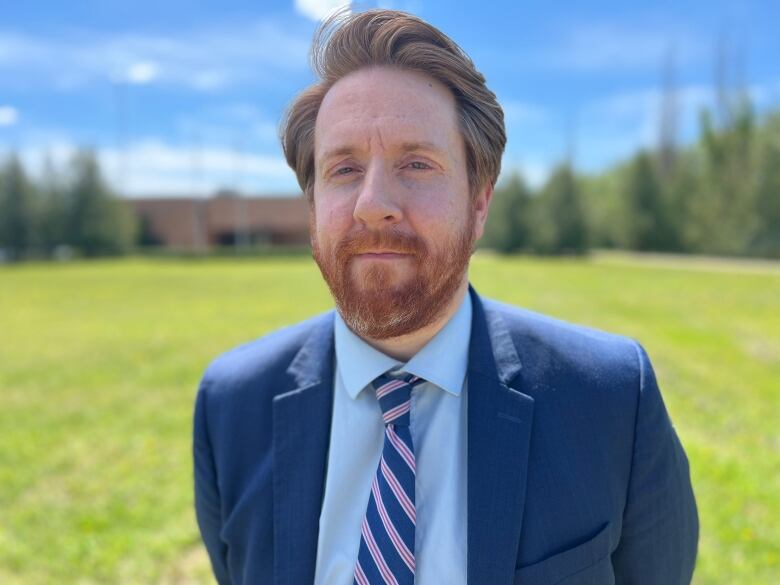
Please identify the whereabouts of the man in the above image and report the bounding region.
[193,9,698,585]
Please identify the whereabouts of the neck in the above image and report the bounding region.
[360,278,469,362]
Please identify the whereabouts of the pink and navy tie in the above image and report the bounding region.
[353,372,426,585]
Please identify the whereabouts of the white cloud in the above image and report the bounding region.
[539,22,706,73]
[575,80,780,170]
[295,0,351,21]
[111,140,298,195]
[0,19,310,92]
[0,105,18,126]
[174,102,282,149]
[496,78,780,180]
[125,61,159,85]
[585,84,713,144]
[13,134,300,196]
[510,159,551,189]
[501,99,548,126]
[115,140,290,174]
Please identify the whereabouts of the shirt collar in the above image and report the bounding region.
[334,291,472,399]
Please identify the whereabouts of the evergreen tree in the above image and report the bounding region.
[624,151,678,251]
[0,156,37,261]
[752,137,780,257]
[532,164,588,255]
[64,150,137,256]
[38,156,68,254]
[661,149,698,253]
[481,172,533,253]
[580,165,632,249]
[687,101,758,255]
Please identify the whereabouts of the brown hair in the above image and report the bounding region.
[280,9,506,200]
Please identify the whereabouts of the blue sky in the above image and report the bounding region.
[1,0,778,196]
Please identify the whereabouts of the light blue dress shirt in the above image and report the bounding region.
[313,292,472,585]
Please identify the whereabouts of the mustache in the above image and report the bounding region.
[336,229,427,258]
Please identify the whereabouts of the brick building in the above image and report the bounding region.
[128,192,310,250]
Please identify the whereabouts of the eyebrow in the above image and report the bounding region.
[398,141,444,154]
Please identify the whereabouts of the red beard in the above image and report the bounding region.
[311,215,475,340]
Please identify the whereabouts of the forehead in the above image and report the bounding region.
[314,66,460,157]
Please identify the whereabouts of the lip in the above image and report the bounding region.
[355,251,410,259]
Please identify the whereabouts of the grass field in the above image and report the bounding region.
[0,254,778,584]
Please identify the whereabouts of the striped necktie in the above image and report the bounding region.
[354,372,426,585]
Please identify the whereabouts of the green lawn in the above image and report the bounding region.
[0,254,777,584]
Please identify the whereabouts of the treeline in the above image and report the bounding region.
[483,104,780,258]
[2,103,779,262]
[0,151,137,261]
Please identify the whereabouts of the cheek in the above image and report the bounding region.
[314,198,353,240]
[413,189,470,232]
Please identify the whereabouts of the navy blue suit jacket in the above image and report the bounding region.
[194,288,698,584]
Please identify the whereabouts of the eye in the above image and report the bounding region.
[406,161,432,170]
[333,166,356,176]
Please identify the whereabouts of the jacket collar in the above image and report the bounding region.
[272,287,535,585]
[272,312,335,585]
[466,285,534,584]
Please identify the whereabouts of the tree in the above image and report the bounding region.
[38,155,68,254]
[685,102,758,255]
[64,150,137,256]
[0,155,37,261]
[624,151,679,251]
[580,165,632,249]
[532,164,588,255]
[481,172,533,253]
[751,133,780,257]
[660,149,697,254]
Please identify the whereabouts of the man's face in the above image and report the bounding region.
[311,66,491,339]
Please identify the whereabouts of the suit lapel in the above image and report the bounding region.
[272,313,335,585]
[468,288,535,584]
[269,293,534,584]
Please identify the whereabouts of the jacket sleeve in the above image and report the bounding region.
[611,342,699,584]
[193,380,232,585]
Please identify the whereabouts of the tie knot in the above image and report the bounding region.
[372,372,424,426]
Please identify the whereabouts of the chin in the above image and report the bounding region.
[352,264,415,291]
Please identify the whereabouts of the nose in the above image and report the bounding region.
[353,163,403,228]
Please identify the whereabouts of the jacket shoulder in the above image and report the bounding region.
[199,310,334,399]
[483,296,637,346]
[482,297,642,388]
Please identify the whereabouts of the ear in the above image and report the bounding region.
[472,181,494,241]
